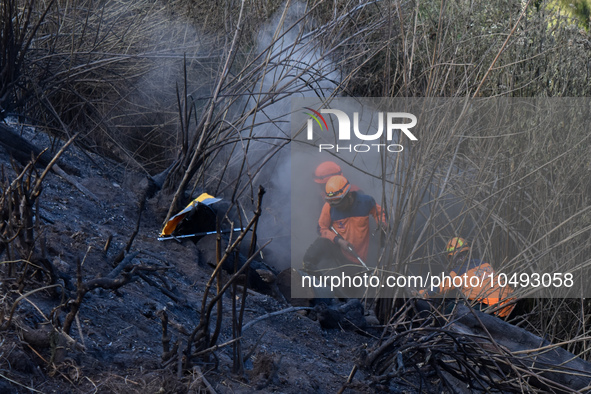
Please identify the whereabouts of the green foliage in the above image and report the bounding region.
[325,0,591,97]
[553,0,591,30]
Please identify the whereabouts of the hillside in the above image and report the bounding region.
[0,121,388,393]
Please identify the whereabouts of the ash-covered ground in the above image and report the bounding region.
[0,124,444,393]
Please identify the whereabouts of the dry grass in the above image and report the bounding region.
[367,97,591,366]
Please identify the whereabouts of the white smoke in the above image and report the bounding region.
[220,1,339,270]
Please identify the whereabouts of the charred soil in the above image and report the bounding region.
[4,123,590,394]
[0,125,431,393]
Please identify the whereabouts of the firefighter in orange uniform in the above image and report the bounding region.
[423,237,515,318]
[313,162,361,234]
[303,175,385,277]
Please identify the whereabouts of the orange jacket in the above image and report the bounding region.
[440,258,514,318]
[315,184,362,235]
[318,192,384,263]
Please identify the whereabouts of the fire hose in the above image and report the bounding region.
[330,225,370,270]
[158,227,243,241]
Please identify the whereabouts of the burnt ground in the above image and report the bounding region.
[0,124,444,393]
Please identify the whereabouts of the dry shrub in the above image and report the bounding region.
[316,0,591,97]
[41,0,220,172]
[371,98,591,360]
[295,0,591,358]
[2,0,223,172]
[4,0,591,167]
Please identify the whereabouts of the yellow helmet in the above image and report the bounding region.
[446,237,470,258]
[325,175,351,202]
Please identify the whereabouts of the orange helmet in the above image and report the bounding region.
[325,175,351,202]
[446,237,470,258]
[314,161,342,184]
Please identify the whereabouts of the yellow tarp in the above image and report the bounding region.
[159,193,221,237]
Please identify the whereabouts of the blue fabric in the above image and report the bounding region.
[329,193,376,221]
[452,258,485,275]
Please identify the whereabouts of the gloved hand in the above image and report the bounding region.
[410,289,424,298]
[302,260,317,274]
[335,237,353,253]
[413,288,436,298]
